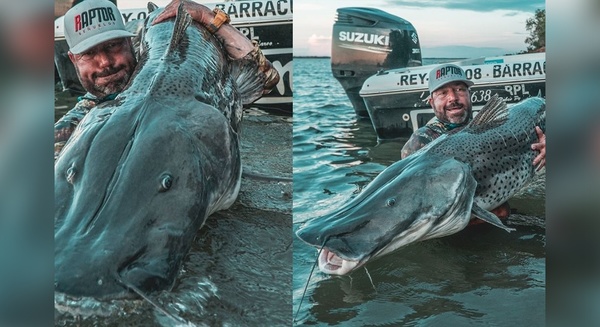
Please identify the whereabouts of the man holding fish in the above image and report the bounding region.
[296,62,546,274]
[401,63,546,221]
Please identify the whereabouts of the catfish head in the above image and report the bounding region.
[296,155,479,275]
[54,100,239,298]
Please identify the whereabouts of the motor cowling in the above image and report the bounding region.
[331,7,422,117]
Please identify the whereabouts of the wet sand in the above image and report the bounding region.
[237,108,292,213]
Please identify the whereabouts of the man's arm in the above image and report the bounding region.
[151,0,279,94]
[152,0,254,59]
[401,134,427,159]
[401,127,438,159]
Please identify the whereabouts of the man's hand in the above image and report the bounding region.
[532,126,546,171]
[149,0,278,95]
[152,0,212,27]
[150,0,254,60]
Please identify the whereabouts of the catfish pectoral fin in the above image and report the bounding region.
[471,203,516,233]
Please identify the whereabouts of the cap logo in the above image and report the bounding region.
[436,66,463,79]
[65,0,136,54]
[428,63,473,93]
[74,7,117,33]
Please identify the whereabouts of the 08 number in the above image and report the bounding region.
[464,68,482,80]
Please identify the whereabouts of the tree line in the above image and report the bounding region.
[525,9,545,52]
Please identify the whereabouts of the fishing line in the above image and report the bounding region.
[364,266,376,292]
[293,237,329,324]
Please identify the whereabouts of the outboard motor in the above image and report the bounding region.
[331,7,422,118]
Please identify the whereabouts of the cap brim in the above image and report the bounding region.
[70,30,137,54]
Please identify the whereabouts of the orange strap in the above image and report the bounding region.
[207,8,231,33]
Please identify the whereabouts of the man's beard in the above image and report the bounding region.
[75,64,133,99]
[444,101,469,124]
[90,66,131,97]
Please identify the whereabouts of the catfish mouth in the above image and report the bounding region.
[308,209,470,276]
[318,248,364,275]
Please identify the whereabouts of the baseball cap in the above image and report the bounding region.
[428,63,474,94]
[64,0,136,54]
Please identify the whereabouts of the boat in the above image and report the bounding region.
[54,0,293,114]
[331,7,423,119]
[331,7,545,140]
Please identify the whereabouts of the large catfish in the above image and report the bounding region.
[297,95,545,275]
[55,2,271,298]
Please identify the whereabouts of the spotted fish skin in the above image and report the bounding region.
[424,95,545,210]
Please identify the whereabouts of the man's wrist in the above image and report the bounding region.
[207,8,230,33]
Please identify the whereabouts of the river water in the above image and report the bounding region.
[292,57,545,326]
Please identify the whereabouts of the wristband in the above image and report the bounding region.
[208,8,230,33]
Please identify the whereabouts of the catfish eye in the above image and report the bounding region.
[386,198,396,207]
[159,174,173,192]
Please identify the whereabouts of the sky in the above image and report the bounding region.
[294,0,545,58]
